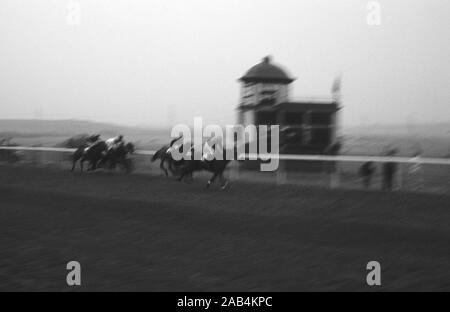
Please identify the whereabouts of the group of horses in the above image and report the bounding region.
[72,140,135,173]
[71,137,231,189]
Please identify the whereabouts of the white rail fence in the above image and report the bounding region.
[2,146,450,165]
[1,146,450,192]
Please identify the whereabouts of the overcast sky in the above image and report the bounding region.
[0,0,449,127]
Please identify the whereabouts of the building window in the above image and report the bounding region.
[285,113,304,125]
[282,127,303,145]
[310,113,331,126]
[243,85,253,98]
[256,111,277,125]
[310,128,331,145]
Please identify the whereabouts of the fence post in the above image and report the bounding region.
[329,161,341,189]
[276,160,287,185]
[397,163,403,191]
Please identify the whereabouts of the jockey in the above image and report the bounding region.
[202,136,223,161]
[106,135,124,152]
[166,135,183,154]
[84,134,101,152]
[88,134,101,144]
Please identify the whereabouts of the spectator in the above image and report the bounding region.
[359,161,376,189]
[382,148,398,191]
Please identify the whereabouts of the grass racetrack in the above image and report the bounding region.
[0,165,449,291]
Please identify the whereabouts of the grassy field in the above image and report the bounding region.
[1,165,449,291]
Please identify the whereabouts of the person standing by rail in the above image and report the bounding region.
[359,161,376,189]
[382,148,398,191]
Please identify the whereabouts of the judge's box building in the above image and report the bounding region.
[237,56,342,171]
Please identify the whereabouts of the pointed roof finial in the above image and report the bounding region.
[263,55,271,64]
[332,73,342,94]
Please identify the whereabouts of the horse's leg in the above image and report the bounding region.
[160,159,168,177]
[168,159,177,176]
[167,160,173,175]
[98,158,105,169]
[186,167,194,183]
[120,157,129,173]
[80,159,84,172]
[72,150,83,172]
[206,172,219,189]
[177,168,186,181]
[71,157,77,172]
[177,165,191,182]
[219,172,229,190]
[88,159,96,171]
[124,158,133,174]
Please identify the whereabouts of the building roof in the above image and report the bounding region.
[240,56,294,84]
[237,101,340,112]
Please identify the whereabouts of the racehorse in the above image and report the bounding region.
[151,146,174,176]
[151,136,188,176]
[71,141,108,172]
[176,147,231,190]
[101,142,135,173]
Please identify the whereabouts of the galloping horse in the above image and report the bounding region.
[177,147,231,189]
[151,135,188,176]
[71,141,108,172]
[101,142,135,173]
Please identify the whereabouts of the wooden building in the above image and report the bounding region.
[237,56,342,170]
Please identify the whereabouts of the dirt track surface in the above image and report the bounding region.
[0,165,449,291]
